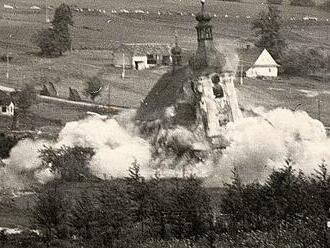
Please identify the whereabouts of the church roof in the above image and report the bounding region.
[136,1,227,123]
[136,66,194,121]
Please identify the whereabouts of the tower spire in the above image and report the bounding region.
[189,0,225,72]
[175,30,178,47]
[171,30,182,72]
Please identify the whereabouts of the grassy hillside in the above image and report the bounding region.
[0,0,329,130]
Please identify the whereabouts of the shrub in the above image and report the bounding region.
[290,0,315,7]
[39,146,95,182]
[0,133,18,158]
[280,48,326,76]
[84,76,103,102]
[267,0,283,5]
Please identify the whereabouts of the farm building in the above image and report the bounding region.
[0,90,14,117]
[113,43,172,70]
[240,48,280,78]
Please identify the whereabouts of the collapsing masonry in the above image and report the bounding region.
[136,0,242,151]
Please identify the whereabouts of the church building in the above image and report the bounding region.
[136,0,242,149]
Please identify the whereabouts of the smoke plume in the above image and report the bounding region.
[207,108,330,185]
[1,107,330,190]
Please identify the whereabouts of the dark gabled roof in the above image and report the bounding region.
[40,82,58,97]
[47,82,58,97]
[0,90,13,106]
[68,87,81,101]
[136,66,194,121]
[40,85,51,96]
[114,43,171,56]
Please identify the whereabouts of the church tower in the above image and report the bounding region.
[190,0,226,72]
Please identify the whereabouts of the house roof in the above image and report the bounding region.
[0,90,13,106]
[254,49,279,67]
[239,48,279,70]
[115,43,171,56]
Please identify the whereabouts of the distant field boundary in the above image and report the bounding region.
[0,83,134,113]
[37,95,134,112]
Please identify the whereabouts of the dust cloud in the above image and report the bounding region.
[1,107,330,190]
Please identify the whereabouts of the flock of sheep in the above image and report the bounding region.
[3,3,328,22]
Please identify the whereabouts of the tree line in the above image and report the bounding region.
[1,145,330,247]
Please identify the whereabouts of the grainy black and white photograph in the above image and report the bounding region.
[0,0,330,247]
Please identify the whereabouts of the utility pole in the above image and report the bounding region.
[6,53,9,80]
[45,0,50,23]
[318,98,321,122]
[121,53,125,79]
[108,81,111,104]
[240,64,243,85]
[6,34,12,80]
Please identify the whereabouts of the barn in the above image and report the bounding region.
[112,43,172,70]
[0,90,15,117]
[240,48,280,78]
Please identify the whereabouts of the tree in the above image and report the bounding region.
[126,161,151,235]
[281,48,326,76]
[84,76,103,102]
[32,4,73,57]
[171,177,212,238]
[15,84,37,112]
[39,145,95,182]
[33,182,69,242]
[290,0,315,6]
[252,5,286,60]
[68,191,99,243]
[11,84,37,130]
[96,182,133,246]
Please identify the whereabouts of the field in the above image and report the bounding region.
[0,0,329,129]
[238,76,330,126]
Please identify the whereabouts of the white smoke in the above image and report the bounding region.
[207,108,330,185]
[2,107,330,189]
[0,113,151,187]
[8,139,52,172]
[215,40,240,72]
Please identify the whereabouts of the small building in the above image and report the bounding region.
[241,48,280,78]
[113,43,172,70]
[0,90,14,117]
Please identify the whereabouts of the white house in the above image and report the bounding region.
[113,43,172,70]
[0,90,14,117]
[245,49,280,78]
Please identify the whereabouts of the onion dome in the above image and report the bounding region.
[171,44,182,55]
[189,0,226,73]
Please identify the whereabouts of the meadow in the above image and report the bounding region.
[0,0,329,129]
